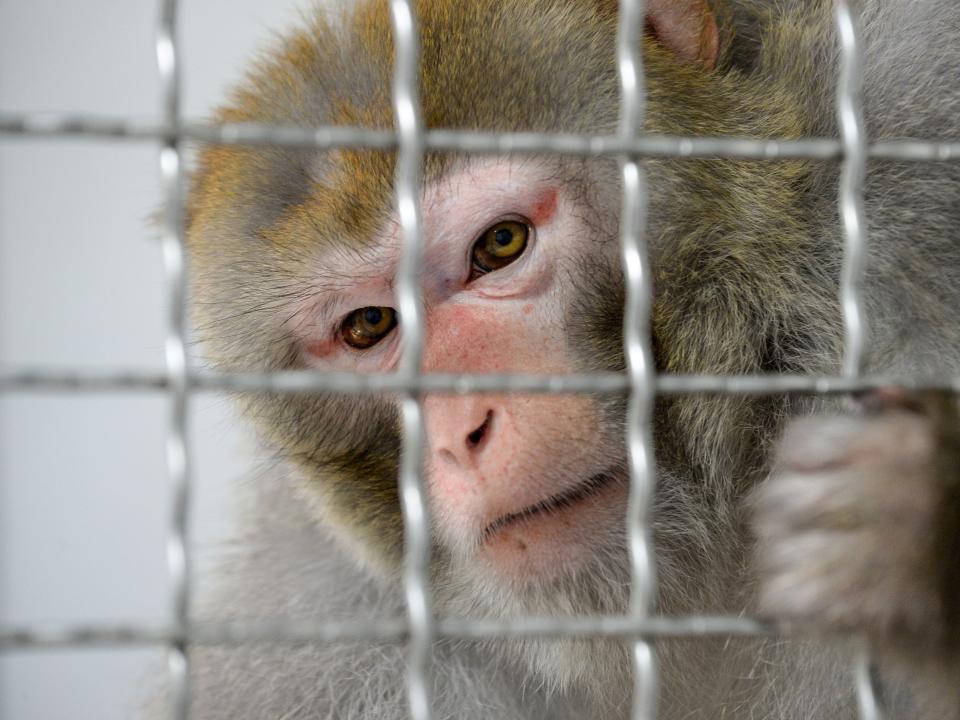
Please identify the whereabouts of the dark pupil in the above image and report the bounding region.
[363,307,383,326]
[494,227,514,246]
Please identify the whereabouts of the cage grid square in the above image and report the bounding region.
[5,0,960,718]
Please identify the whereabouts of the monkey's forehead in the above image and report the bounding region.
[236,0,622,133]
[186,0,623,243]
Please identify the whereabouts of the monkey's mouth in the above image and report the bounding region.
[481,472,618,541]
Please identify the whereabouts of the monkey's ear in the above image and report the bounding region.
[640,0,719,70]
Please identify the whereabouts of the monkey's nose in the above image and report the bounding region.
[466,410,494,451]
[426,398,497,469]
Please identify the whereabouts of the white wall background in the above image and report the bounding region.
[0,1,305,717]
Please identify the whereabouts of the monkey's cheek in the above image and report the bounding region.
[472,478,629,585]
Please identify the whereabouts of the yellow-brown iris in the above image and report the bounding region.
[471,220,529,276]
[341,306,397,349]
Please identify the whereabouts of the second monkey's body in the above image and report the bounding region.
[180,0,960,717]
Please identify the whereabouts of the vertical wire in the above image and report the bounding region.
[836,2,883,718]
[616,1,659,718]
[157,1,192,718]
[836,0,868,380]
[855,641,883,720]
[389,1,432,719]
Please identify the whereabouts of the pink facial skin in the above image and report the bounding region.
[295,159,625,585]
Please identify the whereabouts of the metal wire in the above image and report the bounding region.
[616,1,659,718]
[157,0,193,718]
[0,615,781,651]
[388,1,433,719]
[855,642,884,720]
[6,367,960,396]
[4,113,960,161]
[837,0,869,381]
[835,1,885,718]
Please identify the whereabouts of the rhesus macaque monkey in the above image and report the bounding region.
[180,0,960,717]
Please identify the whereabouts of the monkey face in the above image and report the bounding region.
[275,157,630,591]
[185,0,793,616]
[185,0,641,609]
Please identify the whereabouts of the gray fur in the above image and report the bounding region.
[174,0,960,717]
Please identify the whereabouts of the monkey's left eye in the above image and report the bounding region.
[340,306,397,349]
[470,220,529,280]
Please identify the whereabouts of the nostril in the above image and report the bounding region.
[466,410,493,449]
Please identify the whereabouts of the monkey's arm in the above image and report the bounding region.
[752,392,960,717]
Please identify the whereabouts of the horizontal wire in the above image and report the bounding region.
[0,614,780,650]
[2,368,960,395]
[2,113,960,161]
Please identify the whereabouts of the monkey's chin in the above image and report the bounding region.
[476,471,629,585]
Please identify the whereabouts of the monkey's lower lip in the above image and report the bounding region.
[481,472,618,541]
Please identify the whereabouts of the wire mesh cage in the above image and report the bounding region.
[3,0,960,718]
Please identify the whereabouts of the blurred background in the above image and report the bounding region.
[0,1,306,716]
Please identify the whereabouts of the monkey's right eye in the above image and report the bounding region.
[469,220,529,279]
[340,306,397,349]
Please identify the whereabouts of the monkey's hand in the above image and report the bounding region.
[752,390,960,651]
